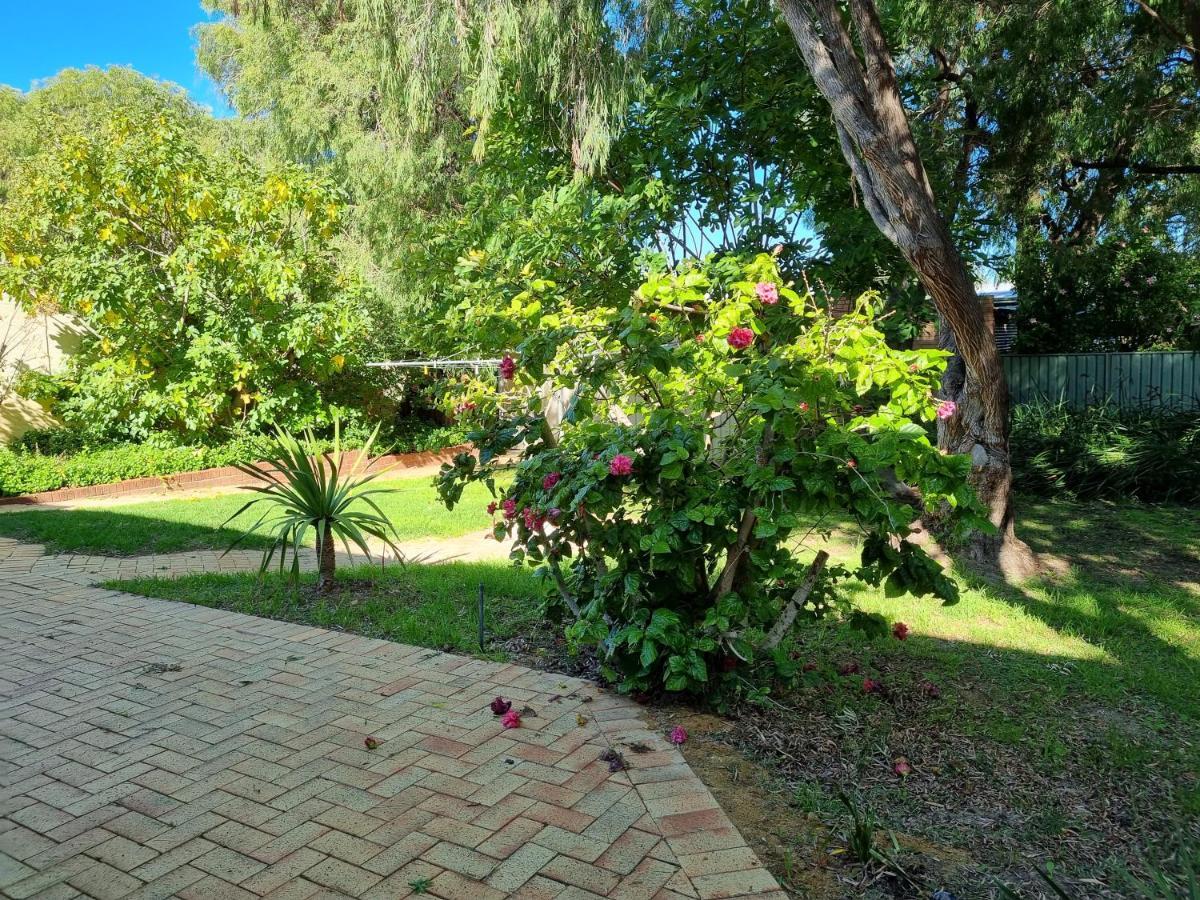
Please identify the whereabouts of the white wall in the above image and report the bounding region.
[0,294,84,444]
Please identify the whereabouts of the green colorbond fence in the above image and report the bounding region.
[1003,352,1200,410]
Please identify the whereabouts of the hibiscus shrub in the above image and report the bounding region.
[438,253,983,696]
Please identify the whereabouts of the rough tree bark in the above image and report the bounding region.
[317,520,337,592]
[774,0,1038,578]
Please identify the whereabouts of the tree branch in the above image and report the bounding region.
[1069,157,1200,176]
[1132,0,1197,53]
[762,550,829,650]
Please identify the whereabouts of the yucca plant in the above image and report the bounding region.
[224,420,403,592]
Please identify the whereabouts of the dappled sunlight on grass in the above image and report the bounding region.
[848,581,1113,663]
[801,498,1200,722]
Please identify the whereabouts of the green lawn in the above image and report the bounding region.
[0,473,506,555]
[115,562,545,656]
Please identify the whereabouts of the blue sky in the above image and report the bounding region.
[1,1,231,115]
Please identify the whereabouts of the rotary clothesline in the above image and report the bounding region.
[365,358,501,370]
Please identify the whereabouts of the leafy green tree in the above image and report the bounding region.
[1014,232,1200,353]
[891,0,1200,350]
[0,66,222,202]
[0,103,370,442]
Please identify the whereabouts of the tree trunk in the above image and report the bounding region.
[317,520,336,592]
[774,0,1037,579]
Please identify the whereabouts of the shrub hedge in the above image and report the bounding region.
[0,421,466,497]
[1010,400,1200,504]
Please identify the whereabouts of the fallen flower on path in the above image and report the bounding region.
[893,757,912,777]
[500,708,521,729]
[490,696,512,715]
[669,725,688,746]
[599,747,627,772]
[363,737,381,750]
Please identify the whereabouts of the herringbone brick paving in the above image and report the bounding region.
[0,536,784,899]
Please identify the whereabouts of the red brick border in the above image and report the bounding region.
[0,444,471,507]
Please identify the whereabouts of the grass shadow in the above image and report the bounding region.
[0,475,506,556]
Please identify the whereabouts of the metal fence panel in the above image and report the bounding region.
[1002,352,1200,410]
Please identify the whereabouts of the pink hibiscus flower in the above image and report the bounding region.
[609,454,634,477]
[755,281,779,305]
[727,326,754,350]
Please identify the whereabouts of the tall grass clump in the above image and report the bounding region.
[1010,399,1199,503]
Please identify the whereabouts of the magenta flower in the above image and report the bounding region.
[486,501,498,516]
[892,622,910,641]
[863,677,882,694]
[727,326,754,350]
[542,471,561,491]
[502,498,517,519]
[936,400,957,420]
[490,696,512,715]
[609,454,634,477]
[500,708,521,729]
[755,281,779,305]
[499,355,516,380]
[893,757,912,777]
[669,725,688,746]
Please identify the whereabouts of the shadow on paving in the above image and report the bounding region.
[0,503,280,556]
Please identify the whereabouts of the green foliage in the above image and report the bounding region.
[0,95,373,442]
[0,421,465,497]
[1010,400,1200,504]
[225,421,403,587]
[895,1,1200,251]
[0,442,251,497]
[438,253,982,695]
[0,66,222,202]
[1014,233,1200,352]
[205,1,1200,365]
[1119,832,1200,899]
[624,0,932,342]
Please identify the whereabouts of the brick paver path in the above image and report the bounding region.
[0,536,784,900]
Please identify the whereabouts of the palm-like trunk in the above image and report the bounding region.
[775,0,1037,578]
[317,519,336,592]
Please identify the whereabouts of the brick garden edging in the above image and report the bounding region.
[0,444,471,507]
